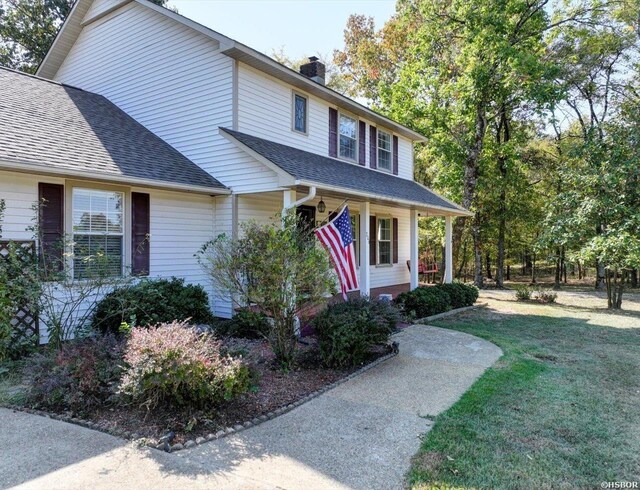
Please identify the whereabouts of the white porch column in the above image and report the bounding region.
[410,209,419,290]
[282,189,296,212]
[444,215,454,283]
[359,201,371,297]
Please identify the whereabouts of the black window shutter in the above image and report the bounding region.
[38,183,64,274]
[358,120,366,165]
[131,192,150,276]
[393,217,399,264]
[369,126,377,169]
[393,135,399,175]
[369,215,377,266]
[328,108,338,158]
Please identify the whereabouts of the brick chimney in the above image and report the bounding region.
[299,56,325,85]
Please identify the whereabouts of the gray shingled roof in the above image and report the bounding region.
[221,128,468,213]
[0,68,226,191]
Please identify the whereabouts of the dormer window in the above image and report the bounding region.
[293,92,308,133]
[339,113,357,161]
[377,129,392,172]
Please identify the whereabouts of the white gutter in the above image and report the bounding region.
[282,186,316,217]
[0,158,230,196]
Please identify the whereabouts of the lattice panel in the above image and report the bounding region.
[0,241,39,343]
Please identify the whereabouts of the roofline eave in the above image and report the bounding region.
[295,179,473,217]
[0,158,230,196]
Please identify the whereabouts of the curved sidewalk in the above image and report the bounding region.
[0,325,501,490]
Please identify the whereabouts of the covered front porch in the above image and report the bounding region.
[283,186,466,298]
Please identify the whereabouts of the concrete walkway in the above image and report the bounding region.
[0,325,501,490]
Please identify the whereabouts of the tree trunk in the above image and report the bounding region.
[607,268,624,309]
[486,252,493,280]
[631,269,638,288]
[596,260,606,290]
[577,261,583,280]
[554,246,561,290]
[494,106,509,289]
[506,264,510,281]
[530,252,537,285]
[464,106,487,289]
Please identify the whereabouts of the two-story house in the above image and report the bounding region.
[0,0,470,342]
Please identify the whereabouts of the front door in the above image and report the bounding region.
[296,205,316,236]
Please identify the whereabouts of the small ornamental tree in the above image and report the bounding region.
[198,211,336,366]
[577,232,640,309]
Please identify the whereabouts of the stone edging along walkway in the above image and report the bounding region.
[414,303,487,325]
[2,348,398,454]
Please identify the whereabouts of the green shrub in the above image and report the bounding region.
[92,278,214,334]
[535,289,558,303]
[118,320,251,408]
[395,286,451,319]
[24,335,124,412]
[515,285,533,301]
[216,308,270,339]
[438,282,479,309]
[312,297,400,368]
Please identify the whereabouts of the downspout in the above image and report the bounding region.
[282,186,316,217]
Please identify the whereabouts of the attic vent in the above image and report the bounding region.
[300,56,325,85]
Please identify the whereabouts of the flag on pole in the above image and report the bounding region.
[315,205,359,300]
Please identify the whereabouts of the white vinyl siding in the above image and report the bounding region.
[54,1,279,194]
[237,64,415,179]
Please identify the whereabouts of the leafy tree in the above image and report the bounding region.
[198,212,336,367]
[0,0,168,73]
[335,0,560,287]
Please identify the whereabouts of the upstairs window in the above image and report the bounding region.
[72,188,124,279]
[339,113,357,161]
[377,129,392,172]
[293,93,308,133]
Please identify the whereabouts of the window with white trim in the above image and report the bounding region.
[72,188,124,279]
[377,129,392,171]
[377,217,392,265]
[339,113,357,161]
[293,93,308,133]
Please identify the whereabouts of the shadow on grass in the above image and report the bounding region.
[408,304,640,489]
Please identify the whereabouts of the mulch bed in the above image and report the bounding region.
[60,338,391,445]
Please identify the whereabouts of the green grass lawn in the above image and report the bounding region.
[409,290,640,489]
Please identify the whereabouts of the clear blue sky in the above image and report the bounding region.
[168,0,396,60]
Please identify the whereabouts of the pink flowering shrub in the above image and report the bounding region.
[118,321,250,408]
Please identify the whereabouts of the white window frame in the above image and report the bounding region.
[338,112,358,162]
[351,213,360,267]
[377,129,393,172]
[292,91,308,135]
[377,216,393,266]
[67,183,130,280]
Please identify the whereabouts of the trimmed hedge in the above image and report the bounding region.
[395,282,478,319]
[92,277,214,335]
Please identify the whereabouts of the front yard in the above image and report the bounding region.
[410,289,640,488]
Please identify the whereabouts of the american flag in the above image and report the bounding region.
[315,205,359,300]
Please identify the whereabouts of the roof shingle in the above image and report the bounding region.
[0,68,226,191]
[221,128,468,214]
